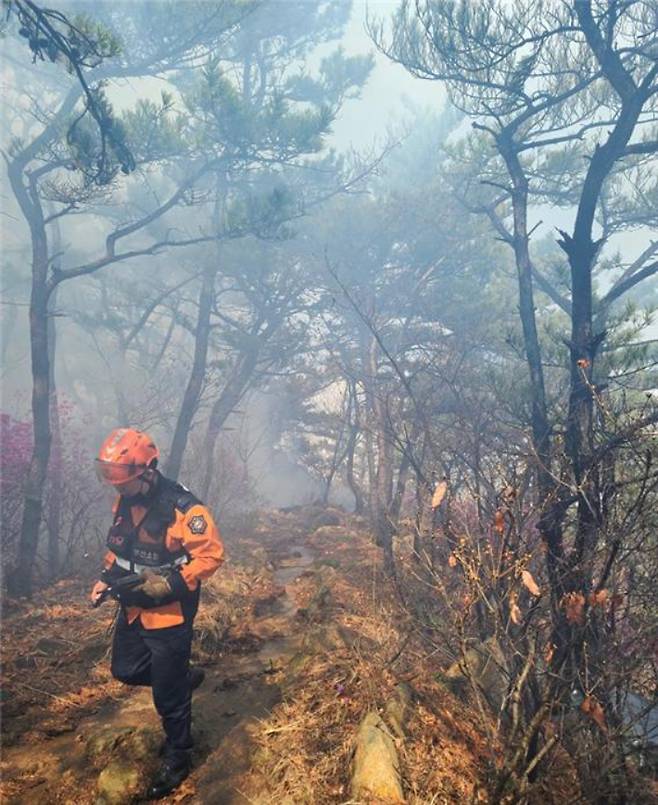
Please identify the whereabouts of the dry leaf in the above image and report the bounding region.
[544,643,555,664]
[587,589,608,608]
[581,696,607,731]
[562,592,585,625]
[432,480,448,509]
[510,593,522,625]
[448,553,457,568]
[494,509,505,535]
[521,569,541,597]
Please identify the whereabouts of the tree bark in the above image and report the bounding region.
[364,335,395,574]
[46,282,62,580]
[200,343,260,500]
[165,262,216,480]
[345,380,365,514]
[7,160,52,597]
[499,135,565,601]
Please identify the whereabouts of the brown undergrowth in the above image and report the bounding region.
[0,551,278,750]
[1,507,517,803]
[242,512,490,803]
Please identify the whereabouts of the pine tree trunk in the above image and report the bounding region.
[165,262,216,480]
[47,281,62,580]
[344,380,365,515]
[200,345,260,500]
[7,161,52,598]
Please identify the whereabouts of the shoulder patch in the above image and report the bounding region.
[187,514,207,535]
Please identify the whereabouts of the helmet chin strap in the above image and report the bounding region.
[123,467,158,503]
[138,467,158,497]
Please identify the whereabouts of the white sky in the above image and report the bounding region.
[330,0,446,150]
[104,0,446,153]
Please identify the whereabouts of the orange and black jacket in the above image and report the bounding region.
[101,473,223,629]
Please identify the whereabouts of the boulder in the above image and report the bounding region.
[442,637,509,714]
[311,509,343,530]
[351,711,404,802]
[384,683,414,739]
[86,726,159,763]
[284,623,350,684]
[311,525,348,543]
[96,760,142,805]
[301,622,348,654]
[87,726,159,804]
[252,587,287,617]
[34,637,70,656]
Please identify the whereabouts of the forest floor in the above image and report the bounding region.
[1,506,550,804]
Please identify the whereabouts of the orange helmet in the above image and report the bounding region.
[95,427,159,485]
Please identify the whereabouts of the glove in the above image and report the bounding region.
[136,571,172,601]
[90,580,109,604]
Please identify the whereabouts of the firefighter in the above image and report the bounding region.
[90,427,224,799]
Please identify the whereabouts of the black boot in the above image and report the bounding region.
[146,759,190,799]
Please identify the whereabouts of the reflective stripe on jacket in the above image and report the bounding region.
[103,477,223,629]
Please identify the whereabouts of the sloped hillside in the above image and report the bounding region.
[1,507,571,804]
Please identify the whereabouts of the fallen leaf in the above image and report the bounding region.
[432,480,448,509]
[562,592,585,625]
[510,593,522,625]
[494,509,505,535]
[581,695,607,731]
[521,569,541,597]
[587,589,608,608]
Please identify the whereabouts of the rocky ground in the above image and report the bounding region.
[0,507,491,804]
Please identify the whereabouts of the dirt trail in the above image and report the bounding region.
[1,543,316,804]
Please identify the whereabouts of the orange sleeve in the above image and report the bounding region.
[173,504,224,591]
[103,550,117,570]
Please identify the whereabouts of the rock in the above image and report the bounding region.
[96,760,142,805]
[43,719,75,737]
[317,557,341,569]
[284,624,350,685]
[86,728,130,760]
[384,683,414,739]
[86,726,159,763]
[311,509,343,529]
[351,711,404,802]
[34,637,69,656]
[15,655,38,669]
[442,637,508,714]
[252,587,286,617]
[301,623,347,654]
[296,585,332,623]
[311,525,348,543]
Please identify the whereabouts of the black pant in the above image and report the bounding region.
[110,591,200,766]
